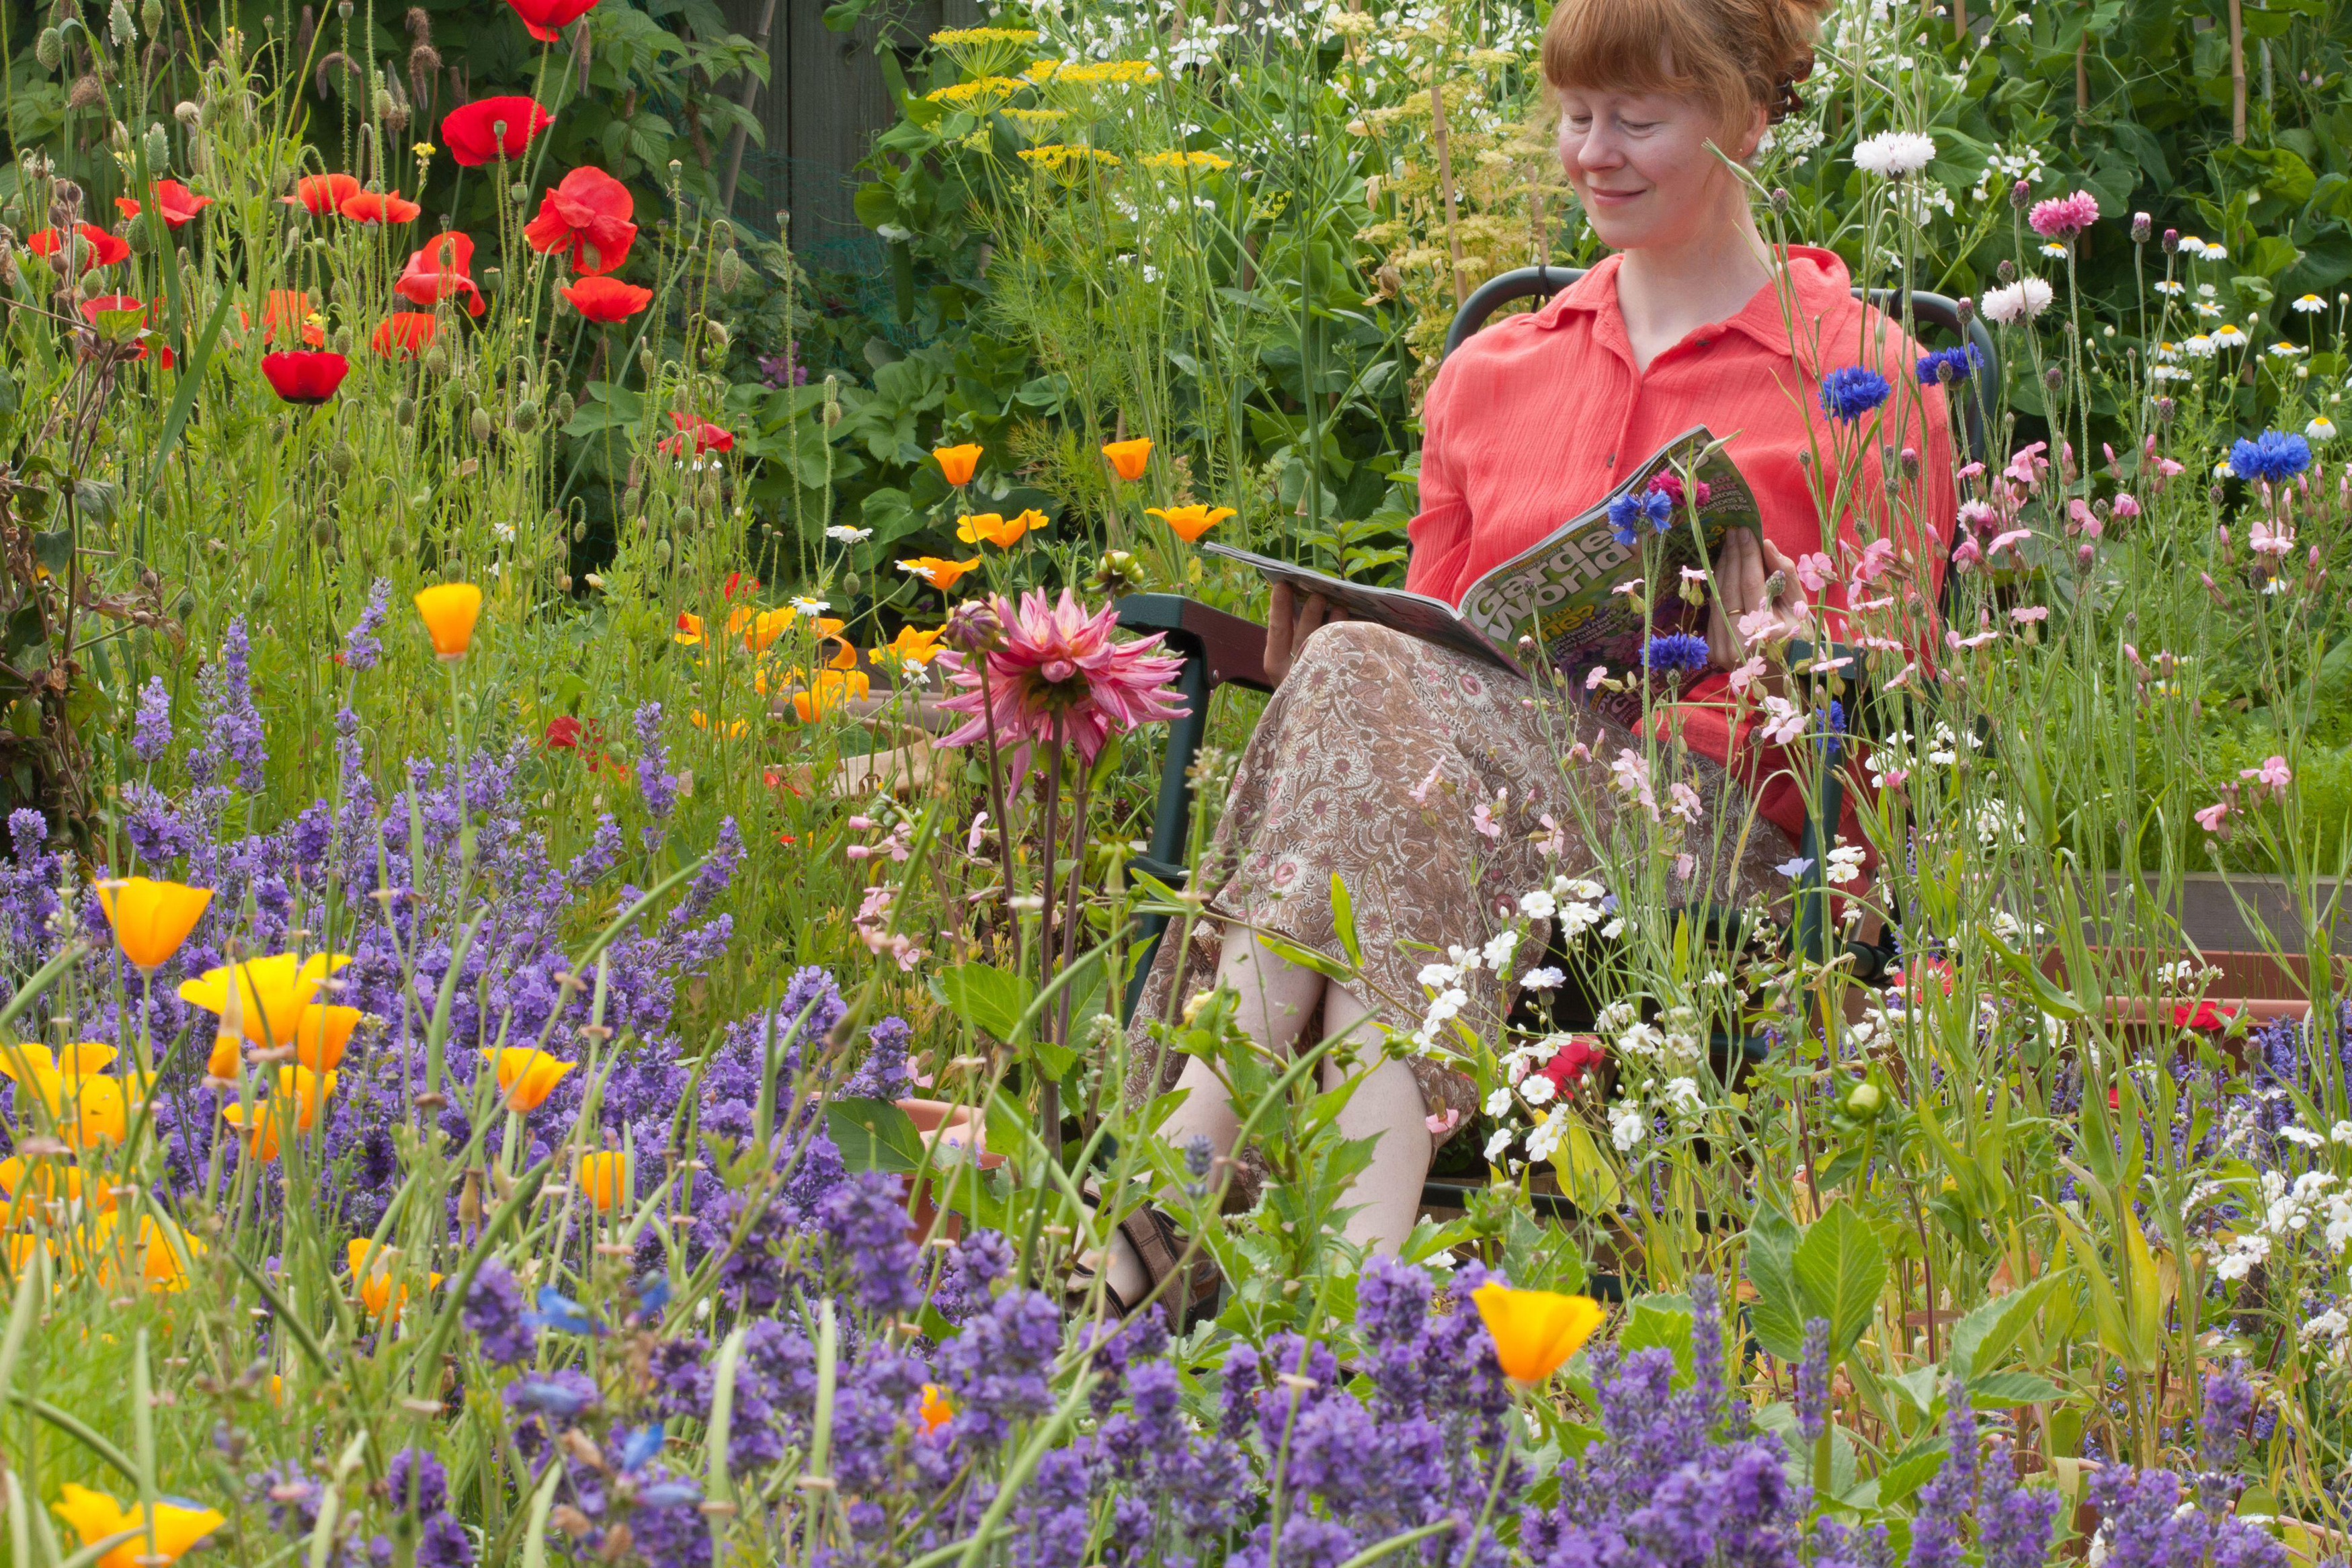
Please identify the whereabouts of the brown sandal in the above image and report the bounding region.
[1111,1201,1221,1328]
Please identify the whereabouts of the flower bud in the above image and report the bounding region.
[69,73,106,110]
[571,518,587,542]
[422,346,448,377]
[1844,1081,1882,1119]
[2130,211,2151,243]
[842,571,860,594]
[1996,258,2015,284]
[394,395,416,427]
[2043,365,2064,394]
[637,346,656,380]
[330,441,356,475]
[469,407,493,442]
[2161,227,2179,253]
[555,391,575,425]
[943,598,1004,653]
[109,0,132,45]
[717,247,744,292]
[510,399,538,433]
[36,26,64,67]
[2009,179,2031,208]
[174,98,200,125]
[621,485,641,517]
[1769,187,1791,215]
[1953,296,1974,325]
[126,212,154,252]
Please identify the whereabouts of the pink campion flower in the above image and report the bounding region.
[1758,696,1808,747]
[1793,551,1836,593]
[936,588,1187,778]
[1535,814,1567,856]
[2112,493,2141,520]
[2011,605,2050,623]
[1667,781,1703,823]
[1851,537,1898,585]
[1956,460,1987,482]
[2028,188,2101,240]
[1471,792,1506,841]
[2248,518,2296,558]
[1410,760,1445,806]
[1951,536,1984,573]
[1584,665,1610,691]
[2004,441,2050,488]
[2240,755,2292,797]
[1727,656,1767,693]
[2195,801,2231,833]
[1947,627,2001,651]
[1424,1108,1463,1137]
[1987,528,2033,558]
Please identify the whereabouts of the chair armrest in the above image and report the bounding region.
[1114,593,1274,695]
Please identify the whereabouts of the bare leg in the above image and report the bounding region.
[1317,985,1434,1255]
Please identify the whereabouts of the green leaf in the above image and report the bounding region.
[1968,1370,2065,1408]
[1744,1202,1807,1361]
[31,530,72,576]
[1616,1294,1695,1382]
[1791,1199,1888,1358]
[1253,930,1352,981]
[929,960,1037,1042]
[1330,873,1362,968]
[1874,1440,1949,1510]
[826,1097,926,1174]
[1947,1272,2066,1378]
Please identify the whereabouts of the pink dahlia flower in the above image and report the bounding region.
[2027,190,2101,241]
[938,589,1187,778]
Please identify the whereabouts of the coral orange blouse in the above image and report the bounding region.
[1405,245,1958,852]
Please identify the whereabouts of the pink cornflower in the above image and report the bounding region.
[2028,189,2101,241]
[937,588,1186,778]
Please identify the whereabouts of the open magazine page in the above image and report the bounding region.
[1454,428,1763,684]
[1197,544,1524,675]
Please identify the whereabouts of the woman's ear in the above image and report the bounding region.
[1738,98,1771,162]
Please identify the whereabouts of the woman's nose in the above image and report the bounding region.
[1573,126,1624,172]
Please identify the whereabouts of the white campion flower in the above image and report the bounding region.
[2333,1120,2352,1145]
[1520,1074,1557,1107]
[1418,960,1461,989]
[1617,1021,1664,1058]
[1662,1077,1702,1112]
[1482,929,1520,971]
[1596,1000,1639,1033]
[2214,1233,2270,1280]
[1853,129,1936,177]
[1522,966,1566,991]
[1979,277,2054,325]
[1483,1086,1515,1117]
[1519,889,1557,921]
[1526,1116,1566,1164]
[1608,1103,1646,1151]
[1483,1126,1514,1163]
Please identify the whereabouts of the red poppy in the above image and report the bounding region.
[544,716,584,749]
[260,351,351,405]
[440,97,555,167]
[1533,1034,1605,1099]
[370,313,439,359]
[2173,1000,2239,1031]
[522,166,637,275]
[559,274,651,323]
[657,412,735,458]
[260,290,327,347]
[283,173,363,214]
[723,573,758,600]
[396,233,487,317]
[114,178,212,228]
[505,0,601,39]
[75,292,171,364]
[339,190,421,224]
[26,223,130,270]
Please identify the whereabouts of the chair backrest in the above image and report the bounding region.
[1441,265,1997,473]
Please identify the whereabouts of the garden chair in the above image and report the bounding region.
[1114,267,1996,1212]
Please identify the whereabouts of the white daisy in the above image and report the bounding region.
[2309,417,2338,442]
[2292,292,2326,314]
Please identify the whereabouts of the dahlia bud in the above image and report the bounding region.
[1088,548,1145,597]
[2130,211,2151,243]
[35,26,64,67]
[943,598,1004,654]
[2009,178,2031,209]
[2161,227,2179,253]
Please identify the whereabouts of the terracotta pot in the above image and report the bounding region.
[895,1097,1004,1243]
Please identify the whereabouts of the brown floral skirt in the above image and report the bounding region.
[1124,620,1795,1152]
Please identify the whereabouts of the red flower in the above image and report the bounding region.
[26,223,130,270]
[77,293,147,327]
[522,166,637,275]
[1535,1035,1605,1098]
[559,274,651,323]
[260,290,326,347]
[440,97,555,167]
[396,233,487,317]
[370,313,439,359]
[505,0,601,38]
[544,716,584,749]
[657,412,735,458]
[339,189,421,224]
[283,173,363,214]
[260,351,351,405]
[114,178,212,228]
[2172,1000,2238,1031]
[724,573,758,601]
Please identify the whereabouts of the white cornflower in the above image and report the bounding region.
[1853,130,1937,177]
[1978,277,2054,325]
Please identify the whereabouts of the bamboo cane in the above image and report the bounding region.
[2228,0,2246,144]
[1430,77,1467,308]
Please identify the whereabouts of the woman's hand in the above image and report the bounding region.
[1705,531,1812,671]
[1264,582,1342,687]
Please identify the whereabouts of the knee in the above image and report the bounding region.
[1292,618,1416,679]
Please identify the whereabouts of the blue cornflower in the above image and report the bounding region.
[1916,343,1983,386]
[1814,698,1847,761]
[1818,364,1892,422]
[2228,429,2312,485]
[1641,632,1711,675]
[1607,488,1673,546]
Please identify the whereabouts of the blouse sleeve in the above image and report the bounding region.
[1403,358,1476,600]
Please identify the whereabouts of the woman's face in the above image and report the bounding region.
[1554,87,1763,252]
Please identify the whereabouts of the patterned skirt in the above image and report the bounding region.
[1123,620,1795,1152]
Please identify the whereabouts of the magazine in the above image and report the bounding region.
[1204,425,1762,685]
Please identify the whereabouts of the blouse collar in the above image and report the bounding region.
[1529,245,1855,362]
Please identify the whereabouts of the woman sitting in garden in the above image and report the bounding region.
[1100,0,1958,1313]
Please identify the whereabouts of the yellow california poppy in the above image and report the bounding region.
[896,556,983,592]
[296,1004,364,1071]
[413,582,483,658]
[1101,437,1153,481]
[872,625,947,671]
[1146,503,1235,543]
[481,1047,576,1112]
[52,1482,226,1568]
[1471,1282,1606,1384]
[220,1100,282,1161]
[578,1150,631,1212]
[177,952,350,1050]
[347,1237,442,1320]
[92,878,212,971]
[793,668,872,723]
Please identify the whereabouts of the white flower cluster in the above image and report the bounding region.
[1968,799,2029,850]
[2215,1167,2352,1281]
[1968,142,2047,205]
[1518,876,1609,939]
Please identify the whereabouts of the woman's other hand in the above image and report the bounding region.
[1264,582,1342,686]
[1705,531,1812,671]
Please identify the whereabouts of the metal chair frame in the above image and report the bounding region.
[1112,265,1998,1203]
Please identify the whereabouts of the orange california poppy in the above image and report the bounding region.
[895,556,982,592]
[791,668,871,723]
[1146,504,1235,543]
[1101,437,1153,481]
[933,443,983,485]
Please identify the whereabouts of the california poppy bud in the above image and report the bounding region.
[36,26,63,66]
[469,407,493,442]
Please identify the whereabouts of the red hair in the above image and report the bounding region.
[1541,0,1831,127]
